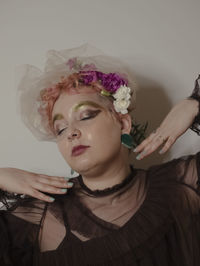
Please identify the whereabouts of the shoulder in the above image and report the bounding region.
[145,153,200,215]
[147,152,200,188]
[0,196,48,227]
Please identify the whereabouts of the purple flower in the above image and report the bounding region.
[80,70,128,93]
[101,73,128,93]
[80,71,98,84]
[66,59,128,93]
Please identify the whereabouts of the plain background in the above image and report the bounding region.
[0,0,200,177]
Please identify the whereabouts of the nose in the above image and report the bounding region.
[67,128,81,141]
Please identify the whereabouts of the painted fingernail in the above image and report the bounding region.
[136,151,145,160]
[49,197,55,202]
[64,177,70,181]
[159,149,164,154]
[136,154,141,160]
[61,188,68,193]
[67,182,74,187]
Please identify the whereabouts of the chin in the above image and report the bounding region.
[67,158,95,174]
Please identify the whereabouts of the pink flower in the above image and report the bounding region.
[66,58,77,70]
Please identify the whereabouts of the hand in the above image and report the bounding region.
[133,99,199,160]
[0,168,74,202]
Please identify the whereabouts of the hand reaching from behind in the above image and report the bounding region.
[0,168,74,202]
[134,99,199,160]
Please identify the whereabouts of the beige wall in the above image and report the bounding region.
[0,0,200,175]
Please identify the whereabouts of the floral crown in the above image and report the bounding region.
[66,57,132,114]
[17,44,147,143]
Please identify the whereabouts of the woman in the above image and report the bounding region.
[0,44,200,265]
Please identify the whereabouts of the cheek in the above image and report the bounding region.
[56,115,122,163]
[88,116,122,150]
[57,139,69,159]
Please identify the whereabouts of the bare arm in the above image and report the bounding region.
[0,168,74,202]
[134,98,199,160]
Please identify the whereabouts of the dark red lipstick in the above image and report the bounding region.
[72,145,90,156]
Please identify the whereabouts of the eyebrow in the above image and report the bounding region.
[53,114,64,124]
[73,101,103,112]
[52,101,104,124]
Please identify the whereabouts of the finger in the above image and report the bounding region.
[159,136,176,154]
[39,174,70,182]
[37,177,71,188]
[133,140,148,153]
[31,182,70,195]
[20,170,67,181]
[134,133,155,153]
[136,137,168,160]
[30,189,56,203]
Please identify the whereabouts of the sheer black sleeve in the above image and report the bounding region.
[0,192,47,265]
[149,151,200,196]
[0,189,26,210]
[188,74,200,135]
[174,152,200,194]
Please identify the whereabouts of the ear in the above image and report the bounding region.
[120,113,132,134]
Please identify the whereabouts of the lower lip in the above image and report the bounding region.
[72,147,89,156]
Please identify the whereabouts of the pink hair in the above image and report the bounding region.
[37,72,118,134]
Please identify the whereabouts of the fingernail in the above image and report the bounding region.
[159,149,164,154]
[49,197,55,202]
[64,177,70,181]
[136,154,141,160]
[136,151,146,160]
[61,188,68,193]
[67,182,74,187]
[133,148,137,152]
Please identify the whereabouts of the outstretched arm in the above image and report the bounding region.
[134,76,200,160]
[0,168,73,202]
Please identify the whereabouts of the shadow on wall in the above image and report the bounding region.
[129,74,173,170]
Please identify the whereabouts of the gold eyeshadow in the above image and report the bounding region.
[73,101,104,112]
[55,109,102,136]
[53,101,104,125]
[80,109,101,119]
[53,114,64,124]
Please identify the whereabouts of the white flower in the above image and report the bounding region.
[112,85,131,100]
[113,98,130,114]
[112,85,131,114]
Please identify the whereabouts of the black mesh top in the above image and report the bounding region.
[0,74,200,265]
[0,152,200,266]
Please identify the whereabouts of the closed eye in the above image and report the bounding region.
[81,115,93,120]
[56,110,101,136]
[57,128,67,136]
[81,110,101,121]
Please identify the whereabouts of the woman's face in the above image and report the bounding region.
[52,90,130,175]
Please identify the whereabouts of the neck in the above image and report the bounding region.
[80,153,131,191]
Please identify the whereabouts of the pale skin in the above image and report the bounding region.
[0,93,198,202]
[133,98,199,159]
[52,91,132,190]
[0,169,73,202]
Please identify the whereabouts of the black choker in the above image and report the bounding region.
[77,165,136,197]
